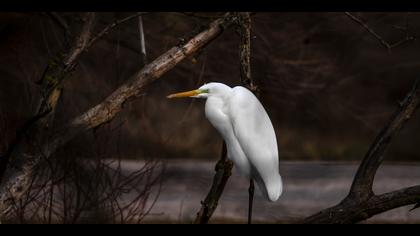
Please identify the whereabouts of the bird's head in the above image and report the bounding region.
[167,82,231,99]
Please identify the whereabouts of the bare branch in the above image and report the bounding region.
[63,12,96,71]
[344,12,415,52]
[194,143,232,224]
[238,12,256,92]
[366,185,420,217]
[88,12,146,49]
[344,12,392,51]
[349,78,420,201]
[305,185,420,224]
[304,78,420,224]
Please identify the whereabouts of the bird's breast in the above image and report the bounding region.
[205,98,229,133]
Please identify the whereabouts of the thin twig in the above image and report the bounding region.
[88,12,146,49]
[344,12,416,53]
[46,12,71,39]
[344,12,392,51]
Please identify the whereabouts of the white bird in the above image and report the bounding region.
[167,82,282,222]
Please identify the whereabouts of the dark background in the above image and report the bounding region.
[1,12,420,162]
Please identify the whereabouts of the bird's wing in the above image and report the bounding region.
[229,86,281,201]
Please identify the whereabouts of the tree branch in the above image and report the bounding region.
[62,12,97,72]
[87,12,146,49]
[238,12,257,93]
[305,15,420,223]
[366,185,420,217]
[304,78,420,224]
[344,12,392,50]
[305,185,420,224]
[344,12,415,52]
[0,13,237,220]
[194,143,233,224]
[349,78,420,201]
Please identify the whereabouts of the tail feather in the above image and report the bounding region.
[252,167,283,202]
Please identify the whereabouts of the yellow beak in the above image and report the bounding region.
[167,89,201,99]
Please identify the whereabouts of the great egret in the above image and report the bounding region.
[167,82,282,223]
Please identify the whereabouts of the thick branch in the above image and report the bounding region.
[304,79,420,224]
[304,185,420,224]
[0,13,236,219]
[349,78,420,200]
[366,185,420,217]
[238,12,256,93]
[194,143,233,224]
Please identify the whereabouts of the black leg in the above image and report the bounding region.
[248,178,254,224]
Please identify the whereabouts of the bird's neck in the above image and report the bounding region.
[205,97,231,136]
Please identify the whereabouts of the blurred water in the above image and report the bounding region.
[121,160,420,223]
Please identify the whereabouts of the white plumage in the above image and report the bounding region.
[168,82,282,202]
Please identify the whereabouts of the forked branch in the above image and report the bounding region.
[304,78,420,224]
